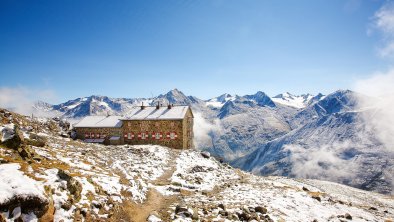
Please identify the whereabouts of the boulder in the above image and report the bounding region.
[344,213,352,220]
[219,210,228,217]
[254,206,267,214]
[0,193,49,218]
[200,151,210,159]
[18,146,32,160]
[237,211,251,221]
[191,208,199,220]
[175,205,189,214]
[190,165,207,173]
[312,195,321,202]
[1,125,23,149]
[25,133,47,147]
[218,203,226,210]
[57,169,82,202]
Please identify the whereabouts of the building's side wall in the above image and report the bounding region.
[75,127,122,144]
[122,119,185,149]
[182,108,194,149]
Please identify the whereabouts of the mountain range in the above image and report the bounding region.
[33,88,394,194]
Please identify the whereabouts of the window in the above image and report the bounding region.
[128,133,133,140]
[85,133,89,138]
[170,132,177,140]
[141,132,148,140]
[153,132,161,140]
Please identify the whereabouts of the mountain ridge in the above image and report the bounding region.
[30,88,394,194]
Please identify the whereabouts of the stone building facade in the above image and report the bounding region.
[73,116,123,145]
[73,105,194,149]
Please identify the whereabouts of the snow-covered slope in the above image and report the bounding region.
[272,92,315,108]
[31,89,394,195]
[234,90,394,194]
[0,110,393,221]
[205,93,236,108]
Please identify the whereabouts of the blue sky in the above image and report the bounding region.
[0,0,390,103]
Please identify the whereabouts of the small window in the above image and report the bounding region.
[141,132,147,140]
[155,132,161,140]
[170,132,177,140]
[128,133,133,139]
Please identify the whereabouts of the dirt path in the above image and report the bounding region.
[111,150,181,222]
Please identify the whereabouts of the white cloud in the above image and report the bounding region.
[371,2,394,57]
[284,142,357,181]
[0,86,57,116]
[354,69,394,151]
[193,112,222,149]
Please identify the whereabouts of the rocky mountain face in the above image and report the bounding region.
[0,108,393,221]
[32,88,394,194]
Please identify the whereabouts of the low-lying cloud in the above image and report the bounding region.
[193,112,222,149]
[354,69,394,151]
[284,142,357,181]
[0,86,57,116]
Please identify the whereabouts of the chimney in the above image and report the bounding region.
[167,103,172,109]
[156,102,160,109]
[141,102,145,110]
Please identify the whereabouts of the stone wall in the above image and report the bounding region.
[75,107,194,149]
[122,119,185,149]
[182,108,194,149]
[75,127,122,144]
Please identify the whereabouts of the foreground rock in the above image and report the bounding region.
[0,163,49,218]
[0,124,23,149]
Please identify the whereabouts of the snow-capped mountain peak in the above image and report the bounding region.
[272,92,316,108]
[205,93,236,108]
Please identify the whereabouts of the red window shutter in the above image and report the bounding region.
[124,133,128,138]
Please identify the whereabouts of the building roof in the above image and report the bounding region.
[74,116,123,128]
[122,106,191,120]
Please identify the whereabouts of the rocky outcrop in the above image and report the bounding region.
[1,125,23,150]
[0,194,49,218]
[57,169,82,202]
[25,133,47,147]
